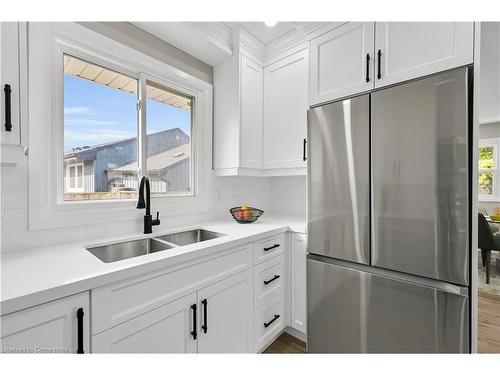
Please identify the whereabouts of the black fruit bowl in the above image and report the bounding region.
[230,207,264,224]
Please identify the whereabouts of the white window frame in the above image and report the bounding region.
[28,23,213,230]
[65,162,84,193]
[478,137,500,202]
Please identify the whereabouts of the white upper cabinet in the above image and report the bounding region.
[1,22,21,146]
[214,53,263,174]
[310,22,375,105]
[240,55,264,169]
[1,292,90,354]
[263,48,309,170]
[374,22,474,88]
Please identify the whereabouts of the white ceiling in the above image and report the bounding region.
[224,22,299,45]
[133,22,336,66]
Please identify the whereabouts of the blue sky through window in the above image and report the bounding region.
[64,74,191,152]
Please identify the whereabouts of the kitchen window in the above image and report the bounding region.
[28,23,212,230]
[479,138,500,201]
[63,54,194,201]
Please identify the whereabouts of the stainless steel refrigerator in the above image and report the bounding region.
[306,67,471,353]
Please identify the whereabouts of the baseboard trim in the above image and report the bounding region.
[284,326,307,343]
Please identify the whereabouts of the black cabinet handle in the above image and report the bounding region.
[264,314,280,328]
[190,304,197,339]
[365,53,371,82]
[76,308,84,354]
[201,299,208,334]
[377,49,382,79]
[263,244,280,252]
[302,138,307,161]
[4,84,12,132]
[264,275,280,285]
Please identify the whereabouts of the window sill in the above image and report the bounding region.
[479,197,500,203]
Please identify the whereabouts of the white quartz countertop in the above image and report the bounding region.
[1,215,305,315]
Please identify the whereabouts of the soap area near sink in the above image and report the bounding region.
[86,229,226,263]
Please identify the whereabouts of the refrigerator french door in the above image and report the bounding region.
[306,67,471,353]
[371,68,469,285]
[307,94,370,265]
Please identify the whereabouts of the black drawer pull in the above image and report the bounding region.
[264,275,280,285]
[4,84,12,132]
[190,304,197,339]
[302,138,307,161]
[264,244,280,252]
[201,299,208,334]
[377,49,382,79]
[264,314,280,328]
[365,53,370,82]
[76,308,84,354]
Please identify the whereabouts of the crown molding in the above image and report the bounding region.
[233,27,265,64]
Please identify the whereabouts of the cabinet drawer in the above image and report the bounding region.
[254,254,285,309]
[254,292,286,352]
[92,244,253,334]
[254,234,285,264]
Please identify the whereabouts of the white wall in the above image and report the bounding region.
[79,22,213,84]
[270,176,306,217]
[478,22,500,213]
[480,22,500,124]
[0,22,275,253]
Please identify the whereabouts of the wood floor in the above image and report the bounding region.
[263,332,307,353]
[264,293,500,353]
[479,291,500,353]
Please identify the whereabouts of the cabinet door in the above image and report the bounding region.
[263,49,308,169]
[197,270,253,353]
[240,55,263,169]
[0,292,89,354]
[291,233,307,334]
[310,22,374,105]
[1,22,21,145]
[374,22,473,88]
[93,293,197,353]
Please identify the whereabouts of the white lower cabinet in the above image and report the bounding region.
[254,254,286,309]
[254,292,286,352]
[4,232,304,354]
[0,292,90,354]
[92,293,197,353]
[197,269,253,353]
[291,233,307,335]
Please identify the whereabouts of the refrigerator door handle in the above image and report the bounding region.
[307,253,469,297]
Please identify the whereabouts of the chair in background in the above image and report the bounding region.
[478,213,500,284]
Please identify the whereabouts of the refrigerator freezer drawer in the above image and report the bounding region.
[307,256,469,353]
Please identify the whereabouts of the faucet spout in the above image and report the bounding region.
[137,176,160,234]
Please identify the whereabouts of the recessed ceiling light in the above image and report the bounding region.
[264,21,277,27]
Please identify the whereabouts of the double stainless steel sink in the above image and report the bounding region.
[86,229,226,263]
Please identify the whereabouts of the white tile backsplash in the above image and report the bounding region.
[270,176,306,217]
[0,163,275,252]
